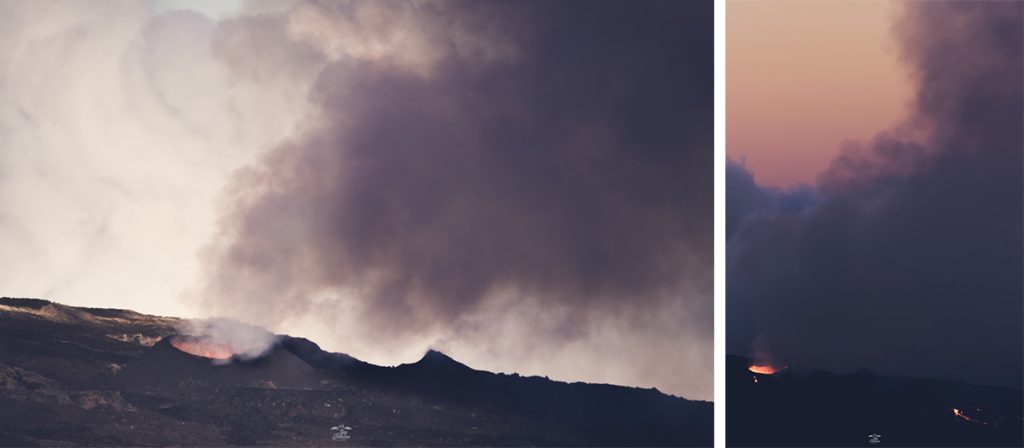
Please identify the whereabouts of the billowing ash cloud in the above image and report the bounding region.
[191,1,712,398]
[728,2,1023,389]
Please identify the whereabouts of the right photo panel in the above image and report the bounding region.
[726,1,1023,446]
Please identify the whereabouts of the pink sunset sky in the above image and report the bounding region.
[728,0,914,188]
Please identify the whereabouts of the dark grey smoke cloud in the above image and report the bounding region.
[728,2,1023,389]
[195,0,712,398]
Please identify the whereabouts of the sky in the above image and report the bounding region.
[0,0,712,400]
[728,0,914,187]
[727,0,1023,390]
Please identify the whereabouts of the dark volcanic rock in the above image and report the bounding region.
[117,338,325,392]
[726,355,1023,447]
[0,297,712,446]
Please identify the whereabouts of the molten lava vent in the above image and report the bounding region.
[952,408,991,425]
[748,363,785,375]
[169,335,236,360]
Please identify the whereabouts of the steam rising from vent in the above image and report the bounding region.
[173,318,278,363]
[170,335,235,360]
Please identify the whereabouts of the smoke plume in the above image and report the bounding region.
[176,318,279,363]
[192,0,713,399]
[728,2,1023,389]
[0,0,308,317]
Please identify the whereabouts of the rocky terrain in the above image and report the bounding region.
[0,297,711,446]
[727,355,1023,446]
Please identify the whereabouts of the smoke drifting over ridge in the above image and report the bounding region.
[192,1,713,398]
[728,2,1023,389]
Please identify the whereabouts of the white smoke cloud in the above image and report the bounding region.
[177,317,278,362]
[283,0,518,76]
[0,0,312,317]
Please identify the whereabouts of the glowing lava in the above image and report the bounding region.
[170,336,235,360]
[952,408,989,425]
[748,364,781,375]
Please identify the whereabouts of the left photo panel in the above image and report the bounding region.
[0,1,714,446]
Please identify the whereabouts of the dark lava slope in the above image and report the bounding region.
[726,355,1023,447]
[0,297,711,446]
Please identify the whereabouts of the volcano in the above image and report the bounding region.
[727,355,1023,446]
[0,297,711,446]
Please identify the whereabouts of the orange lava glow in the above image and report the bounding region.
[748,364,779,375]
[170,336,235,360]
[952,408,989,425]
